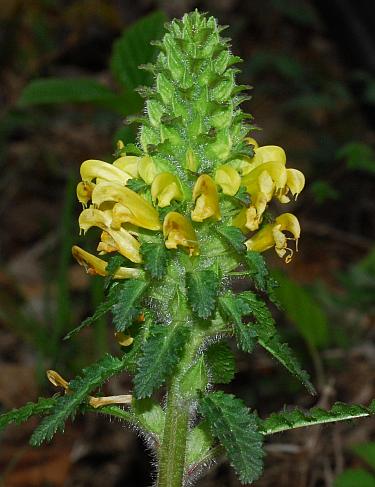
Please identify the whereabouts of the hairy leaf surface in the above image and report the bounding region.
[199,391,264,484]
[134,323,190,398]
[186,270,219,319]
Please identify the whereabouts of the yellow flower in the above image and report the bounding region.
[245,213,300,263]
[185,148,199,172]
[76,181,95,207]
[79,208,141,263]
[214,165,241,196]
[46,370,132,408]
[80,159,131,185]
[151,172,183,207]
[138,156,159,184]
[91,182,161,231]
[47,370,69,390]
[232,192,268,232]
[115,332,134,347]
[276,168,305,202]
[72,245,143,278]
[191,174,221,222]
[163,212,199,255]
[112,155,140,178]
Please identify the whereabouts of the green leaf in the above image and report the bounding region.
[216,225,247,254]
[352,442,375,471]
[334,469,375,487]
[180,356,208,397]
[186,270,219,319]
[112,279,148,332]
[337,142,375,175]
[199,391,264,484]
[186,422,214,468]
[259,334,316,395]
[30,354,128,445]
[64,283,120,340]
[239,291,316,395]
[244,251,277,295]
[205,341,235,384]
[141,241,168,279]
[272,271,329,349]
[219,293,256,353]
[127,178,148,193]
[110,11,167,90]
[131,398,165,437]
[133,323,190,398]
[261,400,375,435]
[18,78,117,106]
[0,397,57,432]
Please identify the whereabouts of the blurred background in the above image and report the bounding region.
[0,0,374,486]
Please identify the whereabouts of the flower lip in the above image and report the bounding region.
[151,172,183,207]
[80,159,131,185]
[72,245,143,279]
[91,182,161,231]
[191,174,221,222]
[163,211,199,255]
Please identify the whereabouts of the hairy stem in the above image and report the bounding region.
[157,330,204,487]
[157,380,190,487]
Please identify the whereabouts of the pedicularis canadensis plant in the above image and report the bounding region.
[2,11,374,487]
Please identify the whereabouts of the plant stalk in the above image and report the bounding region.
[157,380,190,487]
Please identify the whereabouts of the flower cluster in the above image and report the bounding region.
[72,138,304,276]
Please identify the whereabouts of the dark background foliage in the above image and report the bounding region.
[0,0,374,486]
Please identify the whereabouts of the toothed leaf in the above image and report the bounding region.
[186,270,219,319]
[141,242,168,279]
[199,391,264,484]
[134,323,190,398]
[261,400,375,435]
[205,341,236,384]
[30,354,128,445]
[112,280,148,332]
[216,225,247,254]
[0,398,57,432]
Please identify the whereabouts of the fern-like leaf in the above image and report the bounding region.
[261,400,375,435]
[216,225,247,254]
[0,397,57,432]
[141,241,168,279]
[186,270,219,319]
[30,354,128,445]
[199,391,264,484]
[134,323,190,398]
[112,279,148,332]
[205,341,236,384]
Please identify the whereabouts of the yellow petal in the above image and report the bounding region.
[250,145,286,169]
[79,208,141,263]
[113,156,139,178]
[163,211,199,256]
[80,159,131,185]
[151,172,183,207]
[89,395,132,408]
[233,192,268,232]
[76,181,95,207]
[138,156,158,184]
[215,165,241,196]
[91,182,161,231]
[72,245,143,278]
[245,137,259,149]
[242,161,287,194]
[245,213,300,263]
[115,332,134,347]
[286,168,305,200]
[47,370,69,390]
[191,174,221,222]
